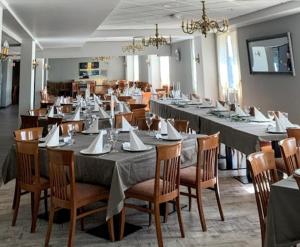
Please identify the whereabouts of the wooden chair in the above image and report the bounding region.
[28,108,48,116]
[120,142,184,247]
[114,112,133,129]
[174,120,189,133]
[118,96,132,102]
[47,117,63,126]
[247,151,279,246]
[180,132,224,232]
[45,149,114,247]
[142,92,152,110]
[287,128,300,146]
[279,138,300,176]
[137,117,160,131]
[129,103,147,111]
[60,121,84,136]
[14,127,43,141]
[132,108,146,126]
[61,104,73,113]
[12,140,49,233]
[20,115,39,129]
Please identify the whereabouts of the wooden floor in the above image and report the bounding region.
[0,105,261,247]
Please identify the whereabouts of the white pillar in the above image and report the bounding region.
[1,59,13,107]
[34,58,44,108]
[0,5,3,105]
[19,39,36,115]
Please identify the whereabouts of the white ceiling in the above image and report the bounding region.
[0,0,295,49]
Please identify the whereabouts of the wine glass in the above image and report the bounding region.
[145,113,153,135]
[267,111,275,120]
[109,129,119,153]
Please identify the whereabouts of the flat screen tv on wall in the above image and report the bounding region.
[246,32,295,76]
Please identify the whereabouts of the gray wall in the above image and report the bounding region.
[139,55,149,82]
[238,13,300,123]
[48,56,125,82]
[1,60,13,107]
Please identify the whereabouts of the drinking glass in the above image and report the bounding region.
[267,111,275,120]
[109,129,119,153]
[145,112,153,134]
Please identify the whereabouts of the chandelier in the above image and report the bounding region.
[122,38,144,54]
[142,24,171,49]
[94,56,111,62]
[0,40,9,61]
[182,1,229,37]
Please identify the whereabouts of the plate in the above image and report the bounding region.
[266,129,287,134]
[122,142,153,152]
[294,169,300,176]
[39,137,64,142]
[80,144,111,155]
[38,142,66,148]
[118,127,138,133]
[161,136,182,141]
[82,130,100,135]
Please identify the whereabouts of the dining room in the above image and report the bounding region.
[0,1,300,247]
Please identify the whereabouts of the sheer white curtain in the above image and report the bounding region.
[217,31,241,103]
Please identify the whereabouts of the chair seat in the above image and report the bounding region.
[126,179,164,202]
[275,158,287,173]
[73,183,109,207]
[180,166,197,186]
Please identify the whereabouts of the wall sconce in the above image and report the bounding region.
[32,59,39,69]
[195,53,200,64]
[44,63,51,70]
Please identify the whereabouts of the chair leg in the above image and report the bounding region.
[214,183,225,221]
[78,208,84,231]
[31,191,41,233]
[107,217,115,242]
[196,188,207,232]
[119,208,126,240]
[154,203,163,247]
[12,186,21,226]
[148,202,152,226]
[175,197,185,238]
[43,189,48,216]
[163,203,168,223]
[68,208,77,247]
[45,205,55,247]
[188,187,192,212]
[12,182,18,210]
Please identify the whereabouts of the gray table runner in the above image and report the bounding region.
[265,177,300,247]
[1,131,198,219]
[150,100,286,155]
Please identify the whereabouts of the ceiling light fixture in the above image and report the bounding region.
[182,1,229,37]
[94,56,111,63]
[142,24,171,49]
[122,38,144,54]
[0,40,10,61]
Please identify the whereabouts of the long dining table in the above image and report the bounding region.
[150,99,287,178]
[1,131,198,220]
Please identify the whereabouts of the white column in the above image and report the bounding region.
[19,39,36,115]
[34,58,44,108]
[0,5,3,105]
[1,59,13,107]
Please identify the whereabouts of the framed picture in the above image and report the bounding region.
[79,62,88,70]
[91,62,99,69]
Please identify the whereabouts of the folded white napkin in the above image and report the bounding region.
[48,106,54,117]
[151,87,157,95]
[123,103,131,113]
[72,107,81,121]
[93,94,102,105]
[86,118,99,133]
[122,116,134,131]
[274,115,286,132]
[45,124,57,143]
[167,121,182,139]
[54,97,61,106]
[85,130,105,153]
[118,102,124,113]
[46,125,60,147]
[160,119,168,135]
[182,94,189,100]
[216,101,228,111]
[278,112,295,128]
[108,88,113,95]
[94,102,100,112]
[124,88,130,96]
[114,95,120,104]
[235,106,248,117]
[99,107,110,119]
[253,107,269,121]
[85,89,90,101]
[130,130,147,150]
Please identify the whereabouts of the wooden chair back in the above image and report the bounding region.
[47,117,63,126]
[20,115,39,129]
[259,141,273,152]
[279,137,300,175]
[61,104,73,113]
[129,104,147,111]
[15,140,41,189]
[132,108,146,126]
[115,113,133,129]
[118,96,132,102]
[60,121,84,135]
[47,149,75,207]
[196,133,219,186]
[155,142,182,201]
[142,92,152,110]
[287,128,300,146]
[28,108,48,116]
[127,99,136,105]
[247,151,278,245]
[14,127,43,141]
[174,120,189,133]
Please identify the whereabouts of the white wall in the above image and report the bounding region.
[1,59,13,107]
[48,56,125,81]
[238,13,300,123]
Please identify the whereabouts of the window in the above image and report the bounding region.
[126,55,139,81]
[217,31,241,103]
[159,56,170,86]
